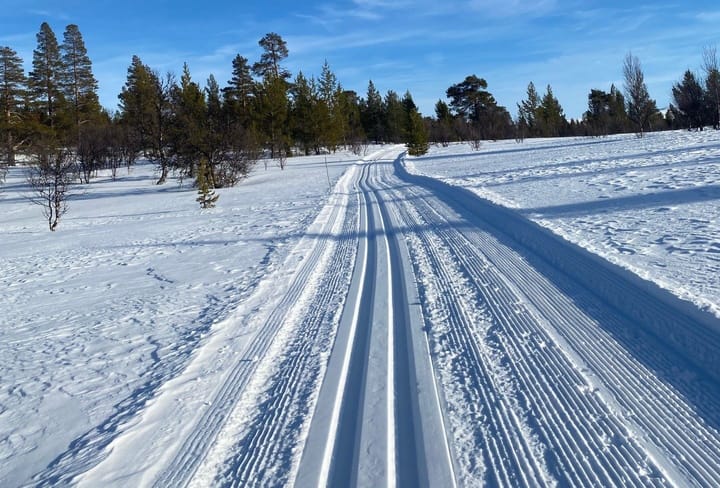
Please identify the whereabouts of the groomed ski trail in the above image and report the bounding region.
[49,145,720,487]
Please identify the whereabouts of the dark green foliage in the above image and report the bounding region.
[446,75,513,142]
[361,80,384,143]
[672,70,705,130]
[29,22,64,130]
[61,24,100,131]
[196,157,219,208]
[0,46,26,165]
[252,33,290,80]
[536,85,567,137]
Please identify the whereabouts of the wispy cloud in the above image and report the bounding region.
[465,0,558,17]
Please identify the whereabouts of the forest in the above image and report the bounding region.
[1,22,719,219]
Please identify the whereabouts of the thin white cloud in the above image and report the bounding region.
[466,0,558,17]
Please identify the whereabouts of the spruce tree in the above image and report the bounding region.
[537,85,567,137]
[361,80,384,143]
[384,90,405,143]
[0,46,26,165]
[29,22,64,131]
[171,63,207,179]
[517,81,540,138]
[405,97,428,156]
[672,70,705,130]
[196,157,219,208]
[223,54,255,122]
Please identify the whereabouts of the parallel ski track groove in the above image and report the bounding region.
[152,170,355,488]
[327,162,379,487]
[376,162,659,486]
[391,160,720,486]
[373,162,550,486]
[218,171,360,486]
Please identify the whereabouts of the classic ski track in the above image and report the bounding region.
[204,165,361,486]
[146,164,359,487]
[297,148,454,488]
[384,157,720,486]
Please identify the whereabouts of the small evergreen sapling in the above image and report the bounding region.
[196,157,219,208]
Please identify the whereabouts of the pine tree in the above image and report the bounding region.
[290,71,320,154]
[118,56,174,183]
[60,24,100,132]
[196,157,219,208]
[29,22,64,131]
[252,32,290,80]
[0,46,26,165]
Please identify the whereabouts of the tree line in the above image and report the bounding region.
[1,23,718,228]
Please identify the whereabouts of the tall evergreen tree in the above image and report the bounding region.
[672,70,705,130]
[318,61,342,151]
[537,85,567,137]
[290,71,320,154]
[517,81,540,138]
[446,75,511,141]
[60,24,100,132]
[29,22,64,131]
[585,88,611,136]
[223,54,255,121]
[118,56,174,183]
[252,32,290,80]
[170,63,207,178]
[432,99,454,145]
[0,46,26,165]
[361,80,384,143]
[384,90,405,143]
[623,52,658,137]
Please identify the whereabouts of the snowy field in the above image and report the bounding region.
[0,152,358,486]
[406,130,720,319]
[2,132,720,487]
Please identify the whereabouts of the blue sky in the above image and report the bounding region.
[1,0,719,120]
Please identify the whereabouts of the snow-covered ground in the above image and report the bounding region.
[0,152,358,486]
[2,131,720,487]
[405,130,720,318]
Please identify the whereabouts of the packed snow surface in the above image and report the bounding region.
[1,131,720,487]
[405,130,720,318]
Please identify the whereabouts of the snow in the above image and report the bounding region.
[405,130,720,319]
[0,152,358,486]
[2,131,720,487]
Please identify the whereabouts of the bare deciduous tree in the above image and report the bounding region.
[703,45,720,129]
[623,52,658,137]
[27,145,75,231]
